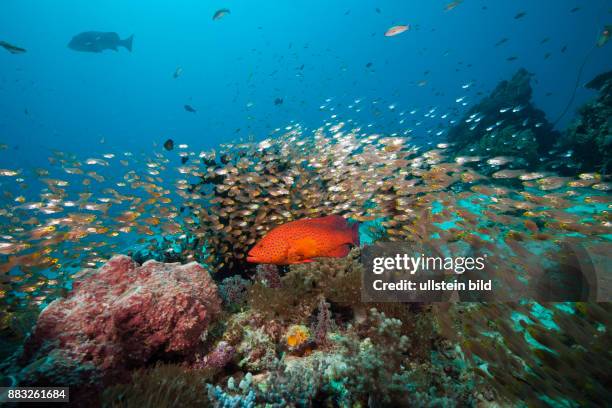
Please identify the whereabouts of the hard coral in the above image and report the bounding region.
[16,255,221,390]
[247,248,362,323]
[254,264,282,288]
[195,340,236,370]
[219,275,251,309]
[326,308,410,405]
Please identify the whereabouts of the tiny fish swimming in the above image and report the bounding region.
[247,215,360,264]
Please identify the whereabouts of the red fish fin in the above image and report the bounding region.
[288,238,319,262]
[290,259,314,264]
[351,222,360,246]
[314,215,348,228]
[326,244,350,258]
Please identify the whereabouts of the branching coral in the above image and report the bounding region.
[253,264,281,288]
[236,326,278,372]
[219,275,251,310]
[207,373,256,408]
[326,308,411,405]
[206,355,328,408]
[313,297,333,346]
[246,248,363,323]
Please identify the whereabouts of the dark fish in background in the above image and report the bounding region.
[495,38,508,46]
[0,41,26,54]
[561,45,567,53]
[212,9,230,20]
[184,104,197,113]
[68,32,134,53]
[163,139,174,151]
[444,0,463,12]
[507,56,518,61]
[274,97,283,105]
[514,11,527,19]
[173,67,183,79]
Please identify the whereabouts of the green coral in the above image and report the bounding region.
[325,308,410,405]
[237,326,277,372]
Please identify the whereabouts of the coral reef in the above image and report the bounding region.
[326,308,411,405]
[7,256,221,400]
[446,68,612,176]
[0,70,609,407]
[446,68,559,168]
[195,340,236,370]
[554,70,612,174]
[247,248,363,324]
[202,307,483,407]
[313,297,332,346]
[253,264,281,288]
[219,275,252,310]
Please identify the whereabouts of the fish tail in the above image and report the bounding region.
[122,35,134,52]
[351,222,360,247]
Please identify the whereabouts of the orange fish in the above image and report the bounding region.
[247,215,360,265]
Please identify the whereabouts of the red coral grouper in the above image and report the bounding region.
[247,215,360,265]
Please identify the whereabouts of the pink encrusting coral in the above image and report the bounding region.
[19,255,222,382]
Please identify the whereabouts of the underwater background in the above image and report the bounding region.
[1,1,611,407]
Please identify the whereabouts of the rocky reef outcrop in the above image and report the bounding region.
[446,68,559,168]
[6,256,221,403]
[553,70,612,174]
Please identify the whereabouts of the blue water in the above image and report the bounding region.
[1,0,610,169]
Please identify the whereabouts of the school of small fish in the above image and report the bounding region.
[1,3,611,320]
[0,109,610,314]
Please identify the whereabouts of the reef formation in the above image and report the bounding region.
[446,68,558,169]
[554,70,612,174]
[446,68,612,176]
[2,256,221,404]
[0,69,610,407]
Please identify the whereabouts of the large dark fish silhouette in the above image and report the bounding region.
[0,41,26,54]
[68,32,133,53]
